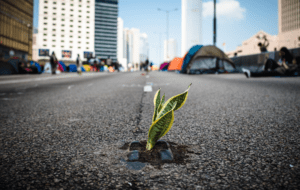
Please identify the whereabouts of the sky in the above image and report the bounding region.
[33,0,278,64]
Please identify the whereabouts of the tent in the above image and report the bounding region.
[181,45,236,74]
[159,62,169,71]
[83,65,92,72]
[168,57,184,71]
[68,64,77,72]
[43,62,61,74]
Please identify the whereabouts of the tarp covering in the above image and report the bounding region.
[30,61,42,73]
[68,64,77,72]
[181,45,235,74]
[168,57,184,71]
[58,61,67,71]
[43,62,61,74]
[159,62,169,70]
[83,65,92,72]
[180,45,203,73]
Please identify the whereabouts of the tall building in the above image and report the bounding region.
[181,0,202,56]
[0,0,33,60]
[117,17,127,70]
[164,39,177,62]
[124,28,140,70]
[37,0,95,62]
[140,33,149,63]
[278,0,300,49]
[95,0,118,61]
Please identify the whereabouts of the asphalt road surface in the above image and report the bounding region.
[0,72,299,189]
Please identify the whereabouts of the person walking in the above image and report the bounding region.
[76,54,82,75]
[50,51,58,75]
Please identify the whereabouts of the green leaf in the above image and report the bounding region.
[146,102,177,150]
[156,94,165,120]
[152,89,161,123]
[156,83,192,120]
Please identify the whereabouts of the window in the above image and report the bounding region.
[86,47,89,49]
[79,15,82,18]
[71,4,73,6]
[70,14,73,17]
[53,12,56,15]
[52,45,56,47]
[87,16,89,18]
[78,41,81,44]
[53,23,56,26]
[70,46,73,48]
[86,42,89,44]
[53,1,56,4]
[52,34,56,36]
[61,35,64,37]
[52,29,56,31]
[62,3,65,5]
[44,0,48,3]
[78,47,81,49]
[87,6,90,8]
[86,32,89,34]
[70,30,73,32]
[87,26,90,29]
[78,26,82,28]
[79,20,81,23]
[44,17,47,19]
[70,9,73,11]
[44,12,47,14]
[70,35,73,38]
[62,8,65,11]
[53,18,56,20]
[53,7,56,9]
[86,37,89,39]
[43,44,47,47]
[43,33,47,36]
[70,25,73,27]
[43,39,47,41]
[79,10,82,12]
[44,6,48,8]
[70,41,73,43]
[61,40,65,42]
[78,31,81,33]
[61,24,65,26]
[61,46,64,48]
[44,23,47,25]
[52,40,56,42]
[61,29,65,32]
[78,36,81,38]
[70,20,73,22]
[62,19,65,21]
[43,28,47,30]
[62,13,65,16]
[87,21,89,23]
[87,1,90,3]
[87,11,90,13]
[79,5,82,7]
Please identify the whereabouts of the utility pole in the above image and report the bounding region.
[158,8,178,61]
[213,0,217,46]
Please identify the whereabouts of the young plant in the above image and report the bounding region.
[146,83,192,150]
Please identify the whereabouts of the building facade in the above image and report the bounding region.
[37,0,95,62]
[140,33,149,64]
[181,0,202,56]
[95,0,118,61]
[0,0,33,60]
[226,31,279,57]
[278,0,300,49]
[123,28,140,70]
[164,39,177,62]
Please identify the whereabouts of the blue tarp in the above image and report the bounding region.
[81,66,86,72]
[68,64,77,72]
[58,61,67,71]
[180,45,203,73]
[30,61,42,73]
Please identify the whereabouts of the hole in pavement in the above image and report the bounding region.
[119,140,190,170]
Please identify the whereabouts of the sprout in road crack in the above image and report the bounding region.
[146,83,192,150]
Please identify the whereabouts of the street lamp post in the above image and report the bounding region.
[158,8,177,62]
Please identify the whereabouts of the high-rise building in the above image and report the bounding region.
[124,28,140,70]
[164,39,177,62]
[0,0,33,60]
[140,33,149,63]
[278,0,300,49]
[181,0,202,56]
[37,0,95,62]
[95,0,118,61]
[117,17,127,70]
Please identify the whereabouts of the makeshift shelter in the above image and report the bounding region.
[83,65,92,72]
[181,45,236,74]
[43,62,61,74]
[0,60,18,75]
[168,57,184,71]
[159,62,169,71]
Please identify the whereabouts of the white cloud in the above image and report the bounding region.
[203,0,246,20]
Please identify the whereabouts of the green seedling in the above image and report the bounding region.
[146,83,192,150]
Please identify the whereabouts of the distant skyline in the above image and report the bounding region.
[33,0,278,64]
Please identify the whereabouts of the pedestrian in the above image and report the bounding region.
[242,47,298,78]
[50,51,58,75]
[257,35,269,53]
[76,54,82,75]
[115,61,120,72]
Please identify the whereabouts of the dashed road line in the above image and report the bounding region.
[144,85,153,92]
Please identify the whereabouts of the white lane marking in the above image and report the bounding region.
[1,98,17,100]
[146,76,149,78]
[87,83,93,87]
[146,82,153,86]
[144,85,153,92]
[68,85,74,90]
[0,93,6,96]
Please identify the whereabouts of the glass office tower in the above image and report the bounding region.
[95,0,118,61]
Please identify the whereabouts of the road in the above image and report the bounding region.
[0,72,299,189]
